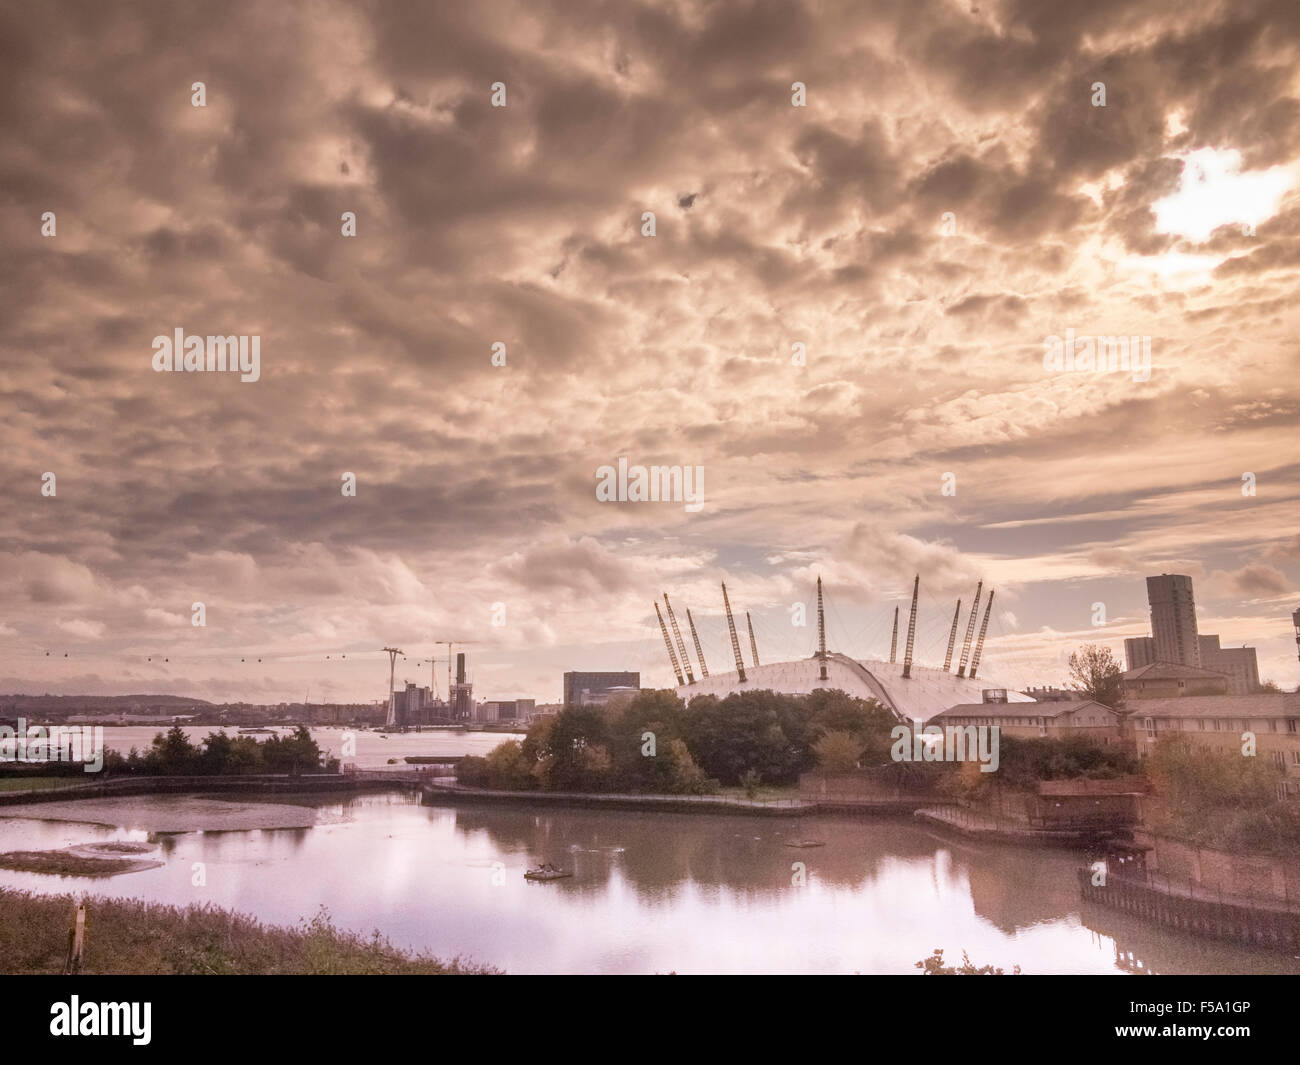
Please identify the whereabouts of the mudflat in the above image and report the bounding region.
[0,841,164,877]
[0,795,320,832]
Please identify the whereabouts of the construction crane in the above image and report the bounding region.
[969,590,995,679]
[686,608,709,677]
[433,639,478,704]
[663,593,695,684]
[956,581,983,677]
[902,574,919,679]
[655,602,685,686]
[889,606,899,663]
[721,582,747,683]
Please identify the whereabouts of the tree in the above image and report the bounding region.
[144,726,200,774]
[813,730,864,772]
[200,731,264,775]
[261,726,325,775]
[480,740,532,789]
[540,706,613,791]
[915,948,1020,975]
[681,691,805,785]
[1067,644,1124,707]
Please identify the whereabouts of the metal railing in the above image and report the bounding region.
[1094,864,1300,915]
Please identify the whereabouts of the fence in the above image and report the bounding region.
[1079,866,1300,953]
[420,780,815,813]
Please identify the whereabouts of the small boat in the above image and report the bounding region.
[524,862,572,882]
[784,839,826,849]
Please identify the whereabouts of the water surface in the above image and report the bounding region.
[0,793,1294,975]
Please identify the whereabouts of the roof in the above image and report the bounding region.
[1123,662,1228,681]
[929,699,1119,722]
[674,651,1035,722]
[1132,693,1300,720]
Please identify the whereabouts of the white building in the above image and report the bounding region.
[674,652,1034,723]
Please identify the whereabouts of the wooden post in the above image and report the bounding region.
[64,900,86,975]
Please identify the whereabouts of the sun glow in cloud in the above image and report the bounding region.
[1152,148,1295,243]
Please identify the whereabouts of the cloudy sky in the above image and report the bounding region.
[3,0,1299,705]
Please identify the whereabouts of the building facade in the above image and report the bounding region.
[1126,575,1261,694]
[563,671,640,707]
[1122,662,1230,699]
[1147,573,1201,668]
[927,696,1128,745]
[1022,685,1076,702]
[476,698,535,722]
[388,683,432,728]
[1124,636,1157,670]
[1197,635,1260,695]
[1131,693,1300,800]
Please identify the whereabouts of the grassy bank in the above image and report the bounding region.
[0,776,83,793]
[0,888,498,974]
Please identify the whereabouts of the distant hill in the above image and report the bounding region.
[0,694,214,711]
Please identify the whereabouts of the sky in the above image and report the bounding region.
[2,0,1299,705]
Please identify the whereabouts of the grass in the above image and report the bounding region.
[0,776,83,792]
[714,783,801,802]
[0,888,499,975]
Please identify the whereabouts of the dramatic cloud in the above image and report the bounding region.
[2,0,1299,701]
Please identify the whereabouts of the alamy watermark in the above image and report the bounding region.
[595,458,704,512]
[151,328,260,382]
[1043,330,1151,383]
[890,723,1000,773]
[0,719,105,772]
[50,997,151,1045]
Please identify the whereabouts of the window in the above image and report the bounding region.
[1288,719,1298,734]
[1291,751,1300,766]
[1271,751,1286,770]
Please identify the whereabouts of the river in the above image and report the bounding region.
[0,790,1294,975]
[96,724,514,768]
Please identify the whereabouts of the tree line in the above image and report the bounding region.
[100,725,334,776]
[457,688,901,794]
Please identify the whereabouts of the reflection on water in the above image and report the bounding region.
[1,792,1295,975]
